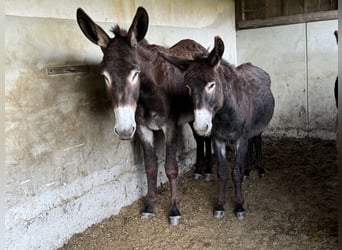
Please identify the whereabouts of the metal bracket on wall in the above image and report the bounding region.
[47,65,89,75]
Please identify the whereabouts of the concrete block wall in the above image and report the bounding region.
[237,20,338,139]
[5,1,236,249]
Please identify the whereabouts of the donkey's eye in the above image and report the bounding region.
[206,81,216,92]
[185,84,192,96]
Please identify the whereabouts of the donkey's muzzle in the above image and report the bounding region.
[114,126,136,140]
[194,124,211,137]
[113,105,137,140]
[193,108,212,137]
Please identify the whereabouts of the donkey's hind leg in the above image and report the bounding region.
[192,132,205,180]
[244,133,265,179]
[203,137,214,181]
[254,133,266,178]
[244,137,254,180]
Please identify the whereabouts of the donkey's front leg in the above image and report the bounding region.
[212,138,228,219]
[233,138,248,220]
[191,126,213,181]
[163,124,181,225]
[137,125,158,219]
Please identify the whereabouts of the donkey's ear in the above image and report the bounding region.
[127,7,149,47]
[162,54,193,71]
[76,8,110,48]
[207,36,225,67]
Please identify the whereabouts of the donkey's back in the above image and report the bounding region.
[168,39,207,58]
[235,62,271,90]
[232,62,274,137]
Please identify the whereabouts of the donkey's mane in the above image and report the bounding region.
[111,25,127,37]
[110,24,148,46]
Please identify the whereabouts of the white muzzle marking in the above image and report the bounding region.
[193,108,212,137]
[113,106,136,140]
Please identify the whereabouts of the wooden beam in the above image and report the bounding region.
[237,10,337,30]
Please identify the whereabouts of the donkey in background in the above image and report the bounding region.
[334,30,338,147]
[165,36,275,220]
[76,6,213,225]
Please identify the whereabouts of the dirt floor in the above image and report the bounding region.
[60,137,338,250]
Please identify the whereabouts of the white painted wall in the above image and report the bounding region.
[237,20,338,139]
[5,1,236,249]
[5,0,236,62]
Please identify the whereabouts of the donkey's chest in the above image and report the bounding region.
[136,94,168,130]
[212,112,245,142]
[140,110,193,131]
[213,122,241,143]
[144,111,166,130]
[137,91,193,130]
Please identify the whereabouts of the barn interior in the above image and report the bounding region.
[5,0,338,249]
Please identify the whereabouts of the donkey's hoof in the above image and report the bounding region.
[235,209,246,220]
[213,210,225,219]
[243,175,250,181]
[258,171,266,178]
[169,215,181,225]
[141,212,155,219]
[204,173,214,182]
[236,211,246,220]
[193,173,203,180]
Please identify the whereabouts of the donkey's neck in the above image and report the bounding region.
[137,43,165,75]
[219,61,241,109]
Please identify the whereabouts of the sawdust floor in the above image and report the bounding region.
[60,137,338,250]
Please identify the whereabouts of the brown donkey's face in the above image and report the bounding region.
[184,63,221,137]
[76,7,148,140]
[100,38,141,140]
[164,36,225,137]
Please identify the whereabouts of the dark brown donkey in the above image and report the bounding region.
[164,36,275,220]
[76,7,212,225]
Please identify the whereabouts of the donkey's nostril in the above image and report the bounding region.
[114,126,136,139]
[114,127,119,135]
